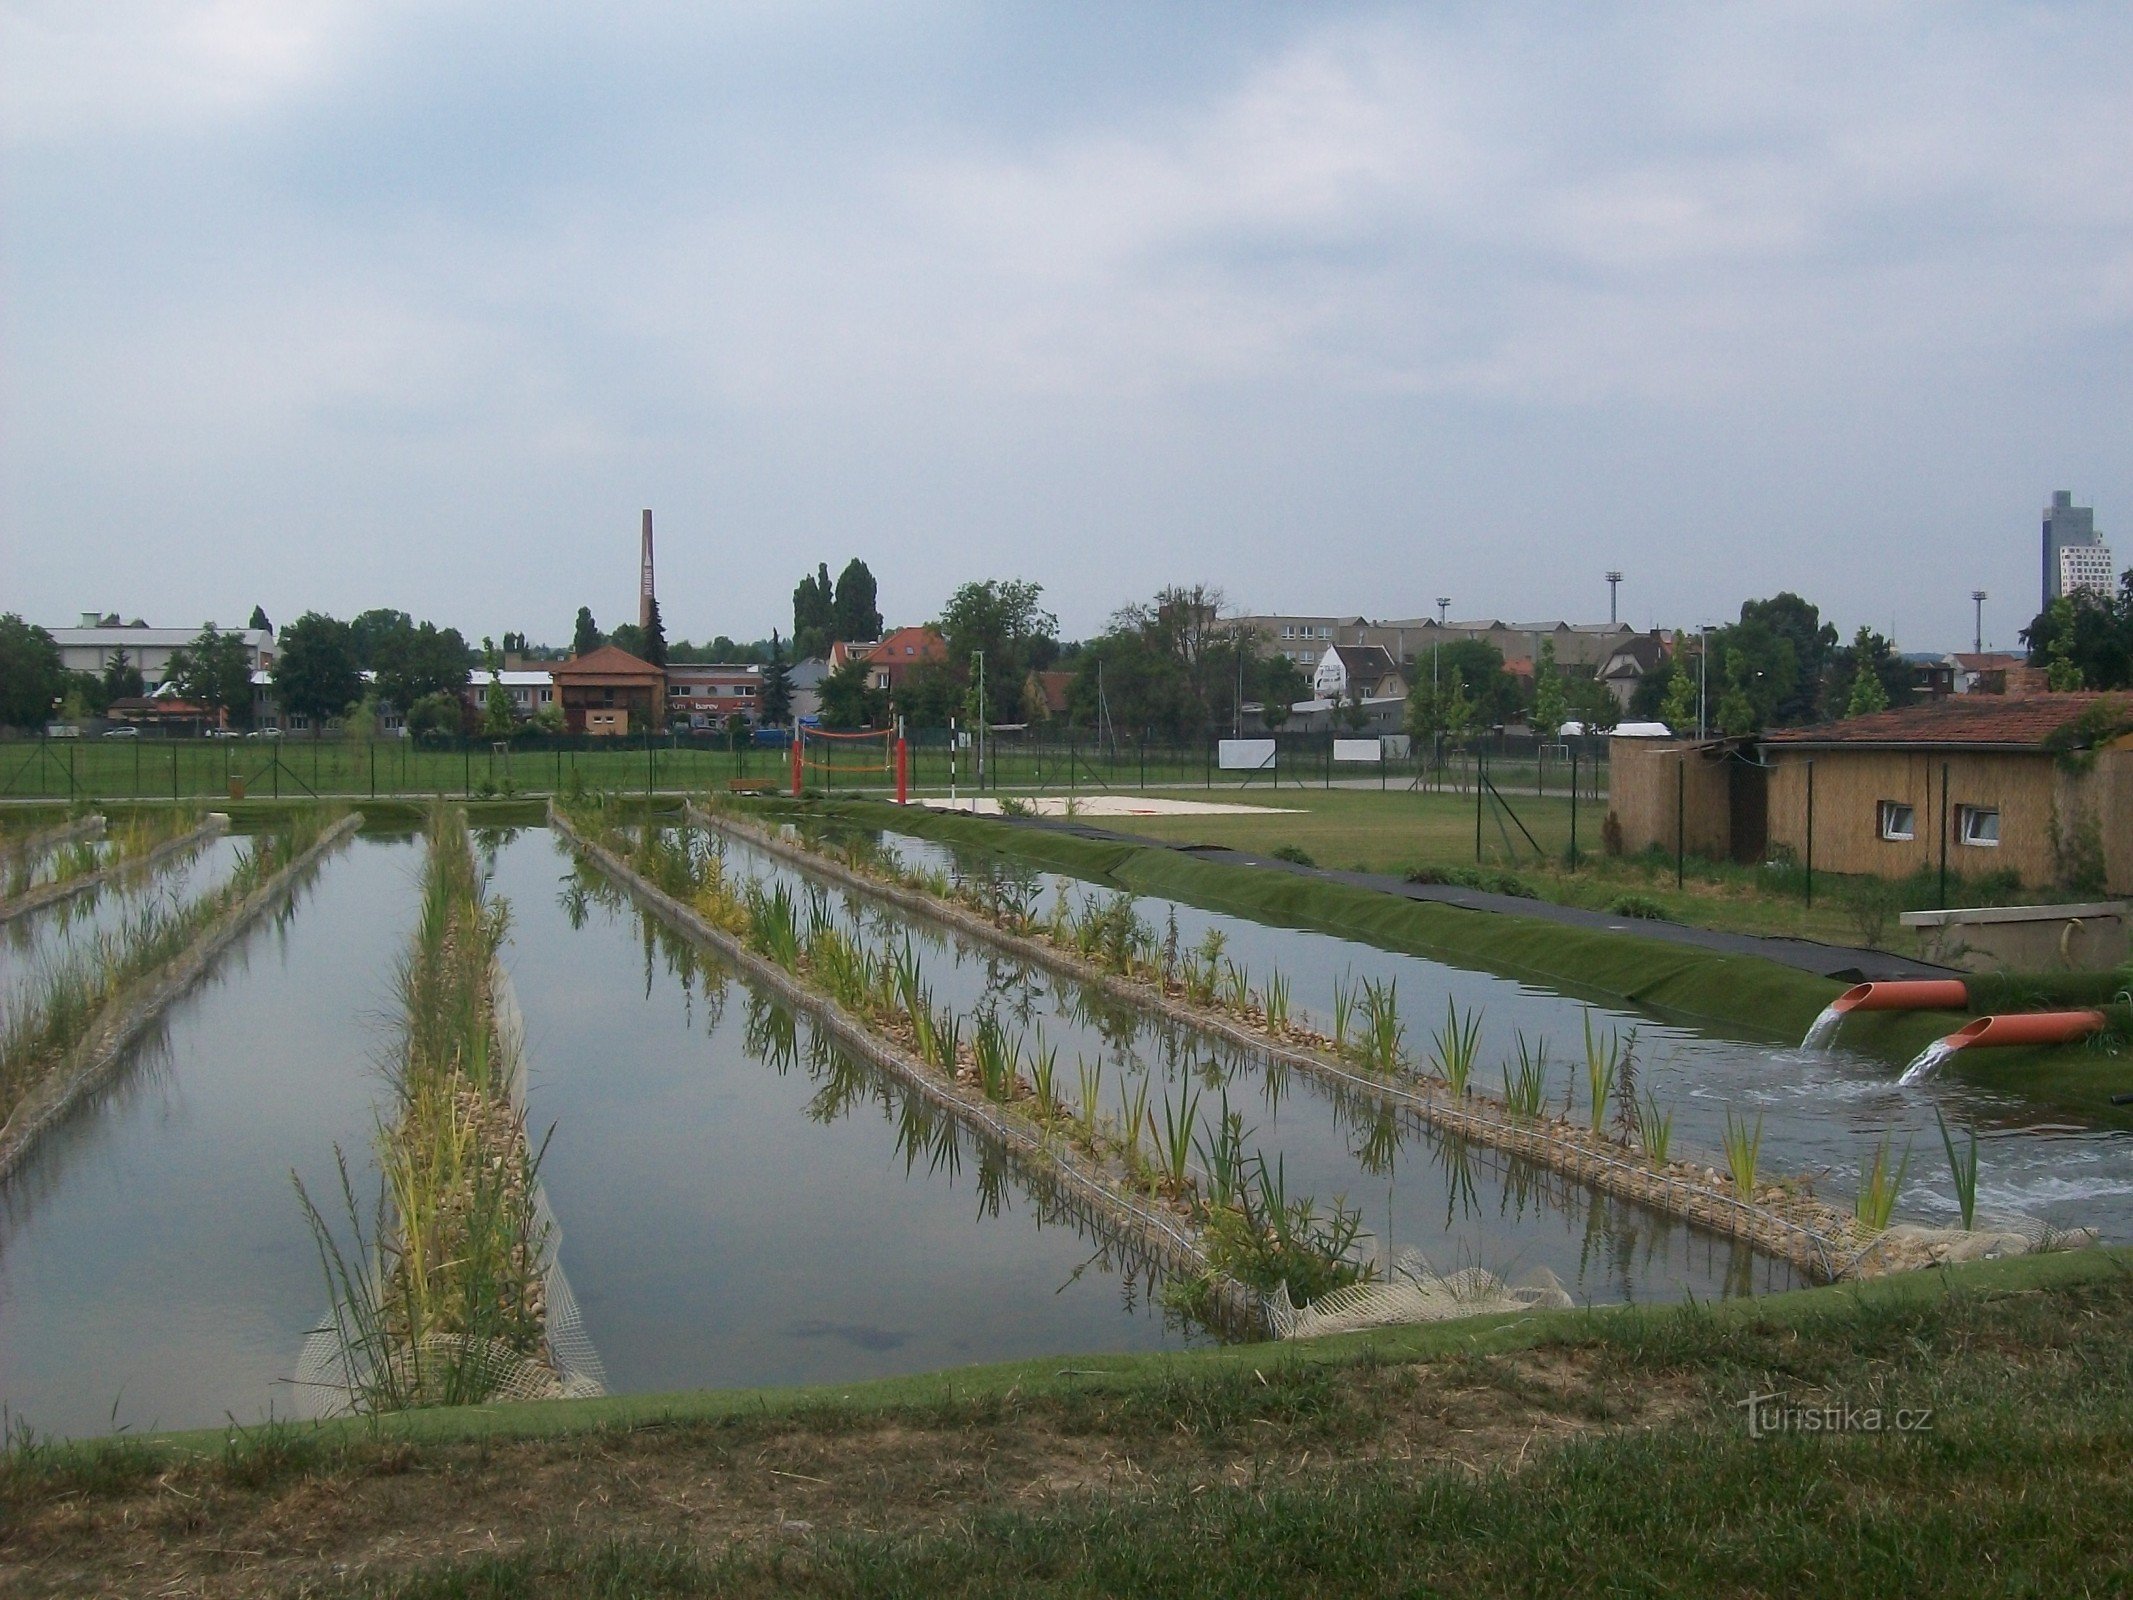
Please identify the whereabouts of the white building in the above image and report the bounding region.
[2059,541,2117,601]
[51,613,276,683]
[473,668,558,717]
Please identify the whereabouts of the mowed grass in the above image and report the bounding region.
[6,1250,2129,1596]
[1106,786,2016,949]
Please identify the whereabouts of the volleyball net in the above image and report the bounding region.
[792,725,908,801]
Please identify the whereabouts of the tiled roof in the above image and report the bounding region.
[551,644,662,678]
[1762,692,2125,749]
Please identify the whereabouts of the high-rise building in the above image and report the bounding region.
[2059,541,2117,601]
[2041,490,2102,607]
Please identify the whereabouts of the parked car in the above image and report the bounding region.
[246,727,282,740]
[205,726,240,740]
[101,726,140,738]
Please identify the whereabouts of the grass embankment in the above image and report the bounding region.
[805,800,2133,1124]
[1074,786,2049,949]
[4,1247,2129,1595]
[0,808,337,1134]
[298,808,554,1412]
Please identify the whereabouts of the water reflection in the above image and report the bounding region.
[703,824,1808,1304]
[843,821,2133,1244]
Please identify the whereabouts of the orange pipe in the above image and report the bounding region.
[1941,1010,2108,1051]
[1831,979,1972,1015]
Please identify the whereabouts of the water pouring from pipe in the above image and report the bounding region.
[1899,1010,2109,1085]
[1802,980,1970,1051]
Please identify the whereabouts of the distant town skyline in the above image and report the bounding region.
[6,5,2129,652]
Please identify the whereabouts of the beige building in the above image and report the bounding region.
[1608,695,2133,892]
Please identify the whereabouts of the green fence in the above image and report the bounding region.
[0,729,1610,805]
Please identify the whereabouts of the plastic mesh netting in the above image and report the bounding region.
[1267,1250,1575,1340]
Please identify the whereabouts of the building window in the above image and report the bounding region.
[1878,801,1915,841]
[1957,806,2000,847]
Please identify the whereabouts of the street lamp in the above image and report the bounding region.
[1972,590,1987,655]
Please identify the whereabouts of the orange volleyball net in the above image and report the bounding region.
[791,726,908,802]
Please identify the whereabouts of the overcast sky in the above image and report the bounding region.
[4,2,2129,652]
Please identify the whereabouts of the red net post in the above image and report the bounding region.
[790,729,804,796]
[895,738,908,804]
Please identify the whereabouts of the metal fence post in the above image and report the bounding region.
[1939,760,1950,908]
[1804,760,1814,908]
[1676,756,1685,890]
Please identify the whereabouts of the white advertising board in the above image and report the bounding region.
[1333,738,1383,764]
[1217,739,1278,771]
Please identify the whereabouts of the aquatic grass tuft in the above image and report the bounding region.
[1721,1109,1764,1202]
[1581,1011,1631,1135]
[1633,1090,1674,1164]
[1157,1085,1201,1192]
[1856,1135,1913,1231]
[1331,978,1354,1056]
[1501,1034,1548,1119]
[1260,972,1291,1035]
[1936,1109,1979,1231]
[1430,998,1482,1095]
[1358,979,1404,1072]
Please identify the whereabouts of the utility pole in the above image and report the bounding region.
[1433,597,1451,786]
[1697,624,1710,742]
[1606,570,1623,625]
[971,651,986,791]
[1972,589,1987,655]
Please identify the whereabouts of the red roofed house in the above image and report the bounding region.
[830,627,949,694]
[551,644,665,737]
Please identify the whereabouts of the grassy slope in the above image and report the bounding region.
[5,1248,2129,1596]
[808,800,2133,1124]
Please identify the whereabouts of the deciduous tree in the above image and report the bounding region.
[272,612,362,731]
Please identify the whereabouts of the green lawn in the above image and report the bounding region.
[1097,787,2042,952]
[6,1248,2129,1596]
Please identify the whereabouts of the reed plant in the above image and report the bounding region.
[1223,962,1252,1014]
[1200,1152,1372,1307]
[1331,978,1354,1056]
[1028,1032,1060,1120]
[744,882,801,969]
[1192,1101,1248,1209]
[1260,972,1291,1035]
[1722,1109,1765,1201]
[1936,1109,1980,1230]
[1633,1090,1674,1163]
[1856,1136,1913,1230]
[1156,1085,1201,1193]
[299,806,549,1413]
[1502,1034,1549,1119]
[1075,1058,1104,1146]
[972,1013,1019,1102]
[0,810,333,1129]
[1582,1012,1628,1136]
[1430,998,1482,1094]
[1117,1074,1152,1172]
[1358,979,1405,1072]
